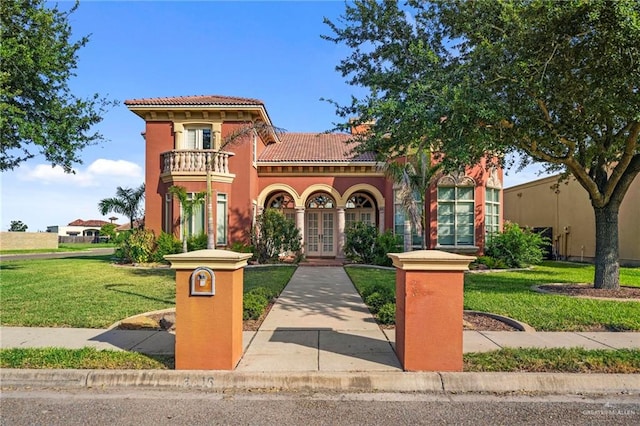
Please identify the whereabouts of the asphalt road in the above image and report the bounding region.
[2,388,639,425]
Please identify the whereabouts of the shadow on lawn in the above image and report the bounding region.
[104,283,174,305]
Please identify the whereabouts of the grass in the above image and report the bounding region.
[245,265,297,296]
[0,243,115,255]
[345,261,640,331]
[0,256,296,328]
[464,348,640,373]
[0,347,173,369]
[1,346,638,373]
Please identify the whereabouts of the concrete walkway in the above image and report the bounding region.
[1,266,639,373]
[236,267,401,371]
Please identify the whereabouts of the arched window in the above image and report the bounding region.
[306,194,335,209]
[266,192,295,221]
[437,174,476,246]
[345,193,375,228]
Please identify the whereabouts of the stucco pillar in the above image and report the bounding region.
[337,207,346,258]
[403,220,412,252]
[295,207,305,249]
[387,250,475,372]
[165,249,252,370]
[378,206,385,233]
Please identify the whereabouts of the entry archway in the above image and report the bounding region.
[305,192,337,257]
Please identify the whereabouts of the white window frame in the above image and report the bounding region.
[216,193,228,246]
[184,193,205,237]
[164,193,172,233]
[485,187,500,239]
[184,126,212,150]
[437,185,475,247]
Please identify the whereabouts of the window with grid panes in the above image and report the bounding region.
[393,188,423,249]
[437,185,475,246]
[485,188,500,238]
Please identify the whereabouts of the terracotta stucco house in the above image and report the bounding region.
[125,95,503,258]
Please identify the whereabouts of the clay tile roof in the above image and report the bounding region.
[258,133,376,162]
[124,95,264,107]
[67,219,112,227]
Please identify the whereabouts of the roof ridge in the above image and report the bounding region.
[124,94,264,105]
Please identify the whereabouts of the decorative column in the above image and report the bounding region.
[165,249,252,370]
[387,250,475,372]
[378,206,385,233]
[403,220,412,252]
[295,207,305,250]
[337,207,345,258]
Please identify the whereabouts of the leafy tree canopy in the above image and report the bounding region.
[324,0,640,289]
[98,184,145,230]
[0,0,116,172]
[9,220,28,232]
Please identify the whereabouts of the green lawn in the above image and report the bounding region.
[0,255,295,328]
[345,261,640,331]
[0,243,115,255]
[2,346,637,373]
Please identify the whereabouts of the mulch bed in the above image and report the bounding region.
[537,284,640,300]
[139,304,517,332]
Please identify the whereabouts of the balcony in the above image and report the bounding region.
[161,150,235,182]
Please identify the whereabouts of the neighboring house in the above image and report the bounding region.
[504,175,639,266]
[115,218,145,232]
[46,219,115,237]
[125,95,504,258]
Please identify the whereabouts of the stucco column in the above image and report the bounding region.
[378,206,385,233]
[337,207,345,258]
[403,220,412,252]
[295,207,305,249]
[388,250,475,372]
[165,249,252,370]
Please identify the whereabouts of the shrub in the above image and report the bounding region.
[229,241,253,254]
[187,233,208,252]
[152,232,182,263]
[374,230,402,266]
[344,222,378,264]
[251,209,302,264]
[99,223,117,241]
[485,222,550,268]
[115,229,155,264]
[345,223,402,266]
[365,291,391,314]
[474,255,508,270]
[243,291,269,320]
[377,303,396,325]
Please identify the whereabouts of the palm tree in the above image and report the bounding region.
[98,184,145,230]
[169,185,206,252]
[382,150,442,250]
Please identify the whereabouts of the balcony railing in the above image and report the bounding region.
[161,150,234,175]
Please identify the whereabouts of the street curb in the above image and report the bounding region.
[2,370,639,395]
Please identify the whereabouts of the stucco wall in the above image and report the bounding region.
[504,174,639,266]
[1,232,58,250]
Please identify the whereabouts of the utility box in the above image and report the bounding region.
[165,249,252,370]
[388,250,475,372]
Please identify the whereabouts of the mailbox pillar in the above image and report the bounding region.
[165,249,252,370]
[388,250,475,372]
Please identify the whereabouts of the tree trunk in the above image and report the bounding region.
[593,204,620,290]
[206,170,214,249]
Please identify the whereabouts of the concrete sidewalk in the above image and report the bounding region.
[1,266,639,366]
[1,266,639,394]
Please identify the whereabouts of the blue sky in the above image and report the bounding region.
[1,0,546,232]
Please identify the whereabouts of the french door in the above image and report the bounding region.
[306,211,336,256]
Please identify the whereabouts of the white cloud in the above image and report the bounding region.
[20,159,142,188]
[87,159,142,178]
